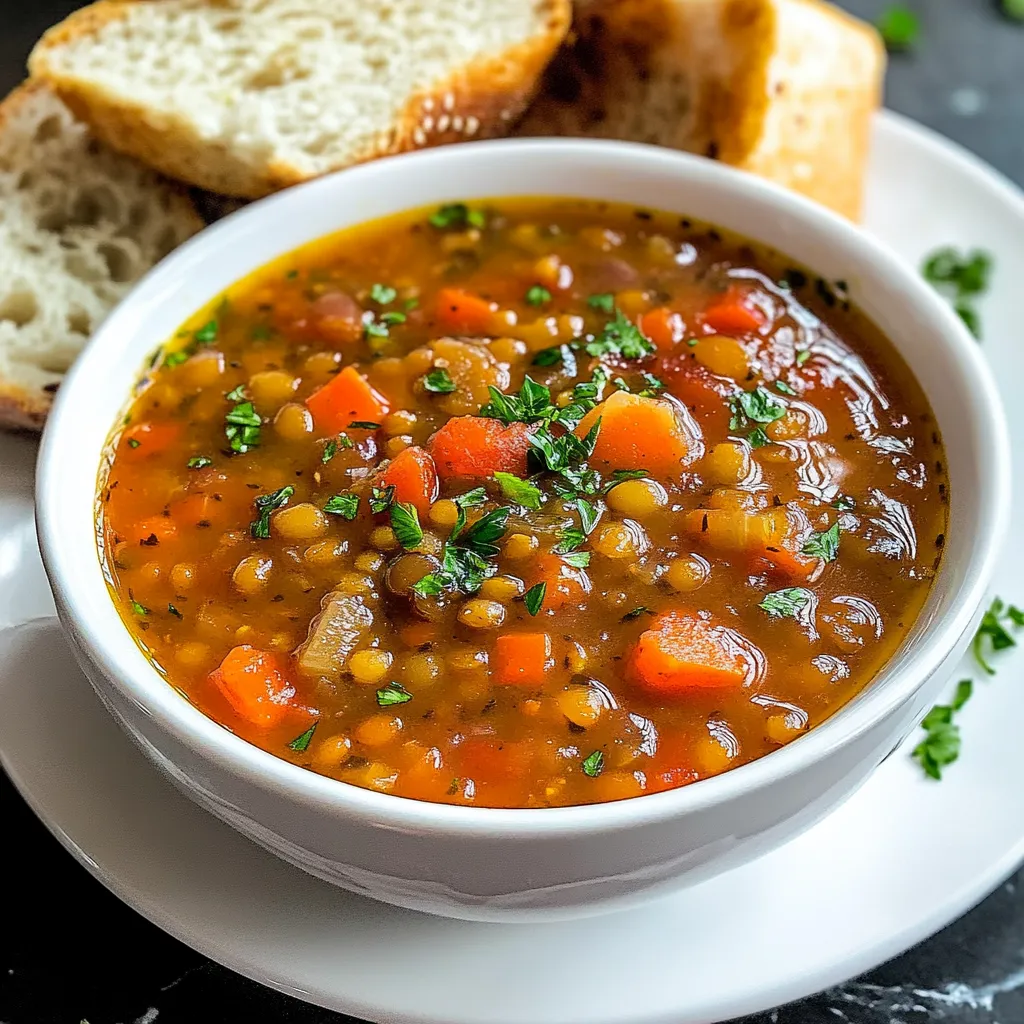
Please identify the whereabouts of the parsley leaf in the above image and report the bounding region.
[802,523,841,562]
[164,350,189,368]
[526,285,552,306]
[127,438,141,449]
[493,471,543,509]
[194,320,218,344]
[225,399,261,454]
[581,750,605,777]
[368,485,396,514]
[225,384,246,402]
[377,682,413,707]
[973,597,1023,675]
[390,501,424,549]
[622,606,653,622]
[288,722,318,752]
[833,495,856,511]
[774,380,796,395]
[759,587,814,619]
[453,487,487,509]
[370,283,397,305]
[796,349,812,366]
[480,375,553,424]
[554,526,586,554]
[574,497,600,535]
[429,203,485,230]
[588,293,615,314]
[561,550,591,569]
[524,582,546,616]
[349,420,381,431]
[187,456,212,469]
[324,493,360,520]
[412,507,511,597]
[876,4,919,50]
[1005,0,1024,19]
[912,680,972,779]
[532,344,578,374]
[423,368,457,394]
[130,597,149,617]
[748,427,770,449]
[730,387,786,429]
[585,309,655,360]
[250,485,294,539]
[921,247,992,340]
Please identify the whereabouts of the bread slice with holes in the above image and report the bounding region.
[515,0,884,220]
[0,82,202,430]
[29,0,572,200]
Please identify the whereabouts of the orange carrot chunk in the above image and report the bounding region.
[209,646,304,728]
[527,554,592,611]
[428,416,533,480]
[121,421,181,457]
[435,288,498,335]
[493,633,552,686]
[380,446,439,516]
[640,307,685,348]
[702,296,764,335]
[305,365,390,434]
[628,611,752,696]
[576,391,699,478]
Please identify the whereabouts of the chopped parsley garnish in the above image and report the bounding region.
[588,293,615,314]
[921,247,992,339]
[876,4,919,50]
[377,682,414,707]
[493,471,543,510]
[194,320,218,344]
[973,597,1024,675]
[250,485,294,539]
[1005,0,1024,18]
[532,343,578,375]
[225,398,261,454]
[747,427,770,449]
[225,384,246,402]
[168,603,183,619]
[368,485,396,514]
[390,501,424,549]
[759,587,814,619]
[796,349,812,366]
[581,750,605,777]
[524,582,546,616]
[364,310,405,339]
[801,523,841,562]
[127,438,141,449]
[370,283,397,305]
[287,721,318,752]
[585,309,655,360]
[529,419,601,475]
[423,368,457,394]
[774,380,796,395]
[429,203,485,230]
[322,439,337,463]
[480,375,554,424]
[574,497,600,535]
[187,456,212,469]
[554,526,585,554]
[622,606,653,622]
[413,507,511,597]
[833,495,856,511]
[348,420,381,431]
[912,680,972,780]
[164,350,189,368]
[324,493,360,520]
[525,285,552,306]
[730,387,786,429]
[454,487,487,509]
[130,597,149,617]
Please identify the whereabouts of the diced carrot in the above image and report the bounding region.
[124,515,178,546]
[756,544,817,580]
[305,365,390,434]
[528,554,592,611]
[379,445,438,516]
[702,295,764,335]
[492,632,552,686]
[628,611,753,696]
[428,416,533,480]
[170,492,222,528]
[656,356,735,435]
[435,288,498,335]
[575,391,699,478]
[640,307,685,348]
[208,646,308,728]
[457,737,535,790]
[121,421,181,457]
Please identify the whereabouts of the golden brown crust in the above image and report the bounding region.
[31,0,572,199]
[0,382,52,433]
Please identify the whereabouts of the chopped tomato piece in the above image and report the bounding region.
[305,365,390,434]
[576,391,700,478]
[702,294,765,335]
[492,633,552,686]
[640,307,685,348]
[628,611,753,696]
[428,416,533,479]
[528,554,592,611]
[379,446,438,516]
[209,646,309,728]
[435,288,497,335]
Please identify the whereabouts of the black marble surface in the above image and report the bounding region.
[1,3,1023,1023]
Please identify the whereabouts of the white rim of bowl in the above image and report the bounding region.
[36,138,1012,838]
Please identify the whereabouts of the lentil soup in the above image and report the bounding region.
[98,198,947,808]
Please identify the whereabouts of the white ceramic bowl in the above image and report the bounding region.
[36,140,1010,922]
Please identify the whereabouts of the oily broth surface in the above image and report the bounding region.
[98,198,947,808]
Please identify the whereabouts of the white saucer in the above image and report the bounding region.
[2,110,1024,1024]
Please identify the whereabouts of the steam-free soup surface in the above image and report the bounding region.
[99,199,947,807]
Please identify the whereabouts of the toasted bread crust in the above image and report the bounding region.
[31,0,572,198]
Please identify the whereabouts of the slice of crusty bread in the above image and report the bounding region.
[515,0,884,220]
[30,0,572,200]
[0,83,202,431]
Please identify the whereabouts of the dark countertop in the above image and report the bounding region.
[1,3,1023,1023]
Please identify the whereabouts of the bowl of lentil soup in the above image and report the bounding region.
[37,140,1008,920]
